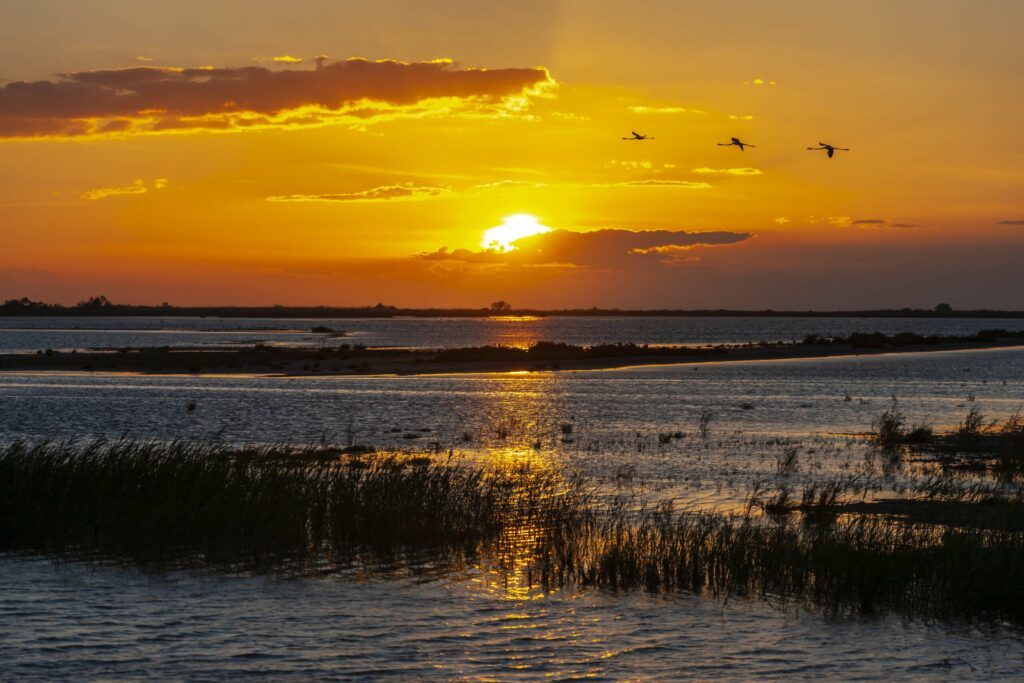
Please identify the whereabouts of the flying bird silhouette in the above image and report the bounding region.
[718,137,754,151]
[622,131,654,141]
[807,142,850,158]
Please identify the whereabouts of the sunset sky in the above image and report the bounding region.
[1,0,1022,308]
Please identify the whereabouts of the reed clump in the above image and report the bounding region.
[871,403,906,449]
[0,439,572,571]
[870,406,1024,477]
[541,501,1024,623]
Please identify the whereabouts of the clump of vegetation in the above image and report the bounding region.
[957,406,987,438]
[904,423,933,444]
[776,447,800,475]
[837,330,1024,348]
[871,405,1024,476]
[698,410,714,439]
[538,497,1024,623]
[872,402,906,449]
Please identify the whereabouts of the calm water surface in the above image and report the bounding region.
[2,315,1023,352]
[3,320,1024,679]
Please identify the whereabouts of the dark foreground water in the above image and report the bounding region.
[3,323,1024,678]
[2,555,1022,681]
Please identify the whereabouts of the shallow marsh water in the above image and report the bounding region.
[2,314,1022,353]
[3,319,1024,679]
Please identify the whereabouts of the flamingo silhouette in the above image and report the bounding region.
[807,142,849,158]
[622,131,654,141]
[718,137,754,151]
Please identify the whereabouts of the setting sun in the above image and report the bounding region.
[480,214,552,252]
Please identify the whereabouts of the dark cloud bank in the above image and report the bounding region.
[0,58,551,138]
[418,228,752,268]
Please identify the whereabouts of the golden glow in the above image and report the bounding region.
[481,214,552,252]
[487,315,542,322]
[2,3,1023,308]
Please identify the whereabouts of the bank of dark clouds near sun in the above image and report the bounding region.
[417,228,753,267]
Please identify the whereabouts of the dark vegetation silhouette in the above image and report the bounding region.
[4,297,1024,319]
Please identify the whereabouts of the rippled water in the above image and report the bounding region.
[2,348,1022,496]
[2,314,1022,352]
[4,320,1024,679]
[2,555,1021,681]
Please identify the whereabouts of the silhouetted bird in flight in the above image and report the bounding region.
[806,142,849,158]
[718,137,754,151]
[622,131,654,141]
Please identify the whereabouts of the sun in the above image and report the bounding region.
[480,214,552,252]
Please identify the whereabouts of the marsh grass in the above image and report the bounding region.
[872,402,905,450]
[0,439,573,572]
[776,447,800,475]
[4,439,1024,623]
[545,501,1024,623]
[869,405,1024,479]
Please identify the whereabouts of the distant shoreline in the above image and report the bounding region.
[5,298,1024,320]
[3,333,1023,377]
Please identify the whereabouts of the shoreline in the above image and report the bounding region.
[2,335,1023,377]
[7,304,1024,320]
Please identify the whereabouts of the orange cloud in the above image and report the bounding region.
[628,105,699,114]
[692,167,762,176]
[848,218,915,228]
[79,178,168,200]
[0,58,553,139]
[265,179,552,203]
[606,179,711,189]
[266,184,449,203]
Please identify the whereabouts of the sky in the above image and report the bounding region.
[1,0,1022,309]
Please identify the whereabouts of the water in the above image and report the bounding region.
[2,555,1021,681]
[2,314,1021,353]
[2,347,1021,497]
[3,317,1024,678]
